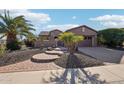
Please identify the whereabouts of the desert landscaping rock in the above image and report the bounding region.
[0,59,61,73]
[0,49,41,66]
[31,53,60,62]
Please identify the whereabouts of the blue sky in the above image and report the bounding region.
[30,9,124,29]
[1,9,124,35]
[29,9,124,34]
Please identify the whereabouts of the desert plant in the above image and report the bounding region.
[0,44,6,57]
[59,32,84,54]
[24,33,36,47]
[98,28,124,47]
[0,10,35,50]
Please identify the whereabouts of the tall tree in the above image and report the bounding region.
[0,10,35,50]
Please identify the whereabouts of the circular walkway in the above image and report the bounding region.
[31,53,60,62]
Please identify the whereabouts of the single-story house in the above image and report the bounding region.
[34,25,97,48]
[66,25,97,47]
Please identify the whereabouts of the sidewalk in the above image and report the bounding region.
[0,64,124,83]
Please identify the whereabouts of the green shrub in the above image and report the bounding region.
[98,28,124,47]
[0,44,6,57]
[6,40,21,51]
[24,39,35,47]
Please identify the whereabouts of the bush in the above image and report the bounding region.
[98,28,124,47]
[0,44,6,57]
[24,39,35,47]
[6,40,21,51]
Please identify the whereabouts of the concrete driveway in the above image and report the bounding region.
[78,47,124,64]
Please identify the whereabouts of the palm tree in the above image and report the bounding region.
[0,10,35,50]
[59,32,84,55]
[24,33,37,47]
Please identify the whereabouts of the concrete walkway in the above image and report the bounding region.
[0,64,124,84]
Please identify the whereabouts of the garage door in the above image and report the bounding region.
[78,36,92,47]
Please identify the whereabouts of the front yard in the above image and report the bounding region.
[0,48,105,73]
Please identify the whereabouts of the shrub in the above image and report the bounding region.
[24,39,35,47]
[6,40,21,51]
[0,44,6,57]
[98,28,124,47]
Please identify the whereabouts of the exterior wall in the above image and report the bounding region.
[49,30,62,47]
[67,26,97,47]
[67,26,97,36]
[35,30,62,48]
[34,40,42,48]
[49,30,62,40]
[92,35,97,47]
[42,40,56,47]
[78,39,92,47]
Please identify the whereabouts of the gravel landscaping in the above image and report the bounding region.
[0,49,42,66]
[54,52,104,68]
[0,59,61,73]
[0,49,105,73]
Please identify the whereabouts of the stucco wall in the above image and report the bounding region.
[67,26,97,36]
[49,30,62,40]
[67,26,97,47]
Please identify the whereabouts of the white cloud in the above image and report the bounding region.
[90,15,124,21]
[72,16,77,19]
[42,24,79,31]
[0,9,51,23]
[90,15,124,28]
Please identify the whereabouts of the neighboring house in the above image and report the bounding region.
[34,29,63,48]
[35,25,97,48]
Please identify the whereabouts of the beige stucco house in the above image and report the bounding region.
[66,25,97,47]
[34,25,97,48]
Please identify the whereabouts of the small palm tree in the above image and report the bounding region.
[0,10,35,50]
[59,32,84,54]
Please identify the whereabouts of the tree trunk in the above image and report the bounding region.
[7,35,16,44]
[68,45,75,55]
[6,33,20,50]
